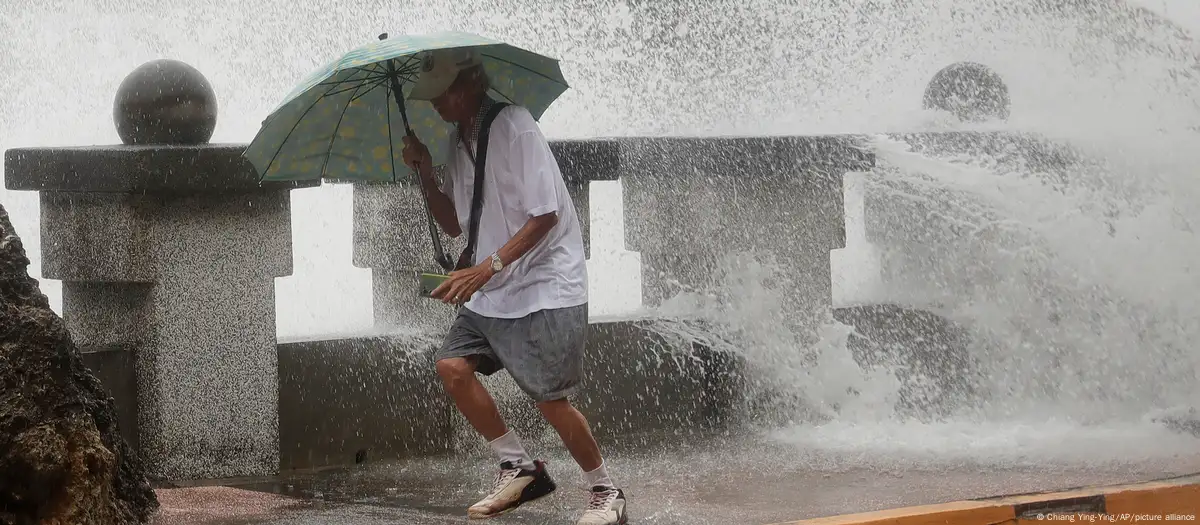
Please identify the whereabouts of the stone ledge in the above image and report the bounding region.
[617,135,876,177]
[335,134,872,187]
[6,135,870,194]
[4,145,318,193]
[330,139,621,186]
[276,334,451,471]
[275,318,745,471]
[764,474,1200,525]
[881,131,1079,173]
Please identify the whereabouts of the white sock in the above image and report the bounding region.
[487,431,534,470]
[582,460,615,489]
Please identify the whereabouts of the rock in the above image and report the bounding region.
[0,203,157,524]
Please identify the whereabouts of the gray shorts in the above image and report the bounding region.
[434,303,588,402]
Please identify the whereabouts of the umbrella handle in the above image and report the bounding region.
[379,30,454,271]
[403,128,422,173]
[405,131,455,272]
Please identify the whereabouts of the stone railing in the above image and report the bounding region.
[3,58,884,480]
[4,140,871,479]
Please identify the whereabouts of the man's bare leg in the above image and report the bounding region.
[437,356,555,519]
[539,399,626,525]
[435,356,508,440]
[537,399,604,476]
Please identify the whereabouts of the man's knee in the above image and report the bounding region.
[535,397,573,418]
[436,357,476,388]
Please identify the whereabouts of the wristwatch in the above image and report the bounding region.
[490,253,504,272]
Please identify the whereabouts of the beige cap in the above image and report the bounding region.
[407,47,484,101]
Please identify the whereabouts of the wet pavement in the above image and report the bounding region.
[148,433,1200,525]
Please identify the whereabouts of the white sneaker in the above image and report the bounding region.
[576,485,628,525]
[467,460,557,519]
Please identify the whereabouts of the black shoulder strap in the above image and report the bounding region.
[455,102,510,270]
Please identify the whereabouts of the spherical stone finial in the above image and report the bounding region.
[923,61,1010,123]
[114,59,218,145]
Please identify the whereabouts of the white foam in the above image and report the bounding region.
[768,418,1200,467]
[3,0,1200,465]
[862,131,1200,419]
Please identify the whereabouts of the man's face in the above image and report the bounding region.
[429,77,471,123]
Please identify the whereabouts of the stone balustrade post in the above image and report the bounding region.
[2,60,315,480]
[4,147,314,480]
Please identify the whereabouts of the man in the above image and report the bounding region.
[400,46,628,525]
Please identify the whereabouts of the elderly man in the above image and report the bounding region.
[400,47,628,525]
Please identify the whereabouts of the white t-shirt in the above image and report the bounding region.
[439,105,588,319]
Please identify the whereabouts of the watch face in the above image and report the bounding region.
[491,256,502,271]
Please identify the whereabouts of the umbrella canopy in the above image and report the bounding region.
[244,31,569,183]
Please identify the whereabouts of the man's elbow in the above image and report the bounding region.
[533,212,559,230]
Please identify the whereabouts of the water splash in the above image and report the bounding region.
[3,0,1200,467]
[866,130,1200,420]
[5,0,1200,329]
[642,252,905,426]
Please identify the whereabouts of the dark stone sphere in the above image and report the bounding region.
[922,61,1010,123]
[113,59,217,145]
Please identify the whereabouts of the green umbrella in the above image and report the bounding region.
[243,31,569,271]
[244,30,569,184]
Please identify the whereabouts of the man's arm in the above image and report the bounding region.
[494,212,558,267]
[434,209,557,305]
[402,134,461,238]
[417,165,462,238]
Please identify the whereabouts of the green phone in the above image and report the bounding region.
[418,272,451,298]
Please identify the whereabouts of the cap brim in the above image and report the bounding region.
[407,74,453,101]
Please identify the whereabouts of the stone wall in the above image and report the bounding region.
[275,319,742,471]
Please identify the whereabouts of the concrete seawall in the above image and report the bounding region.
[80,318,745,473]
